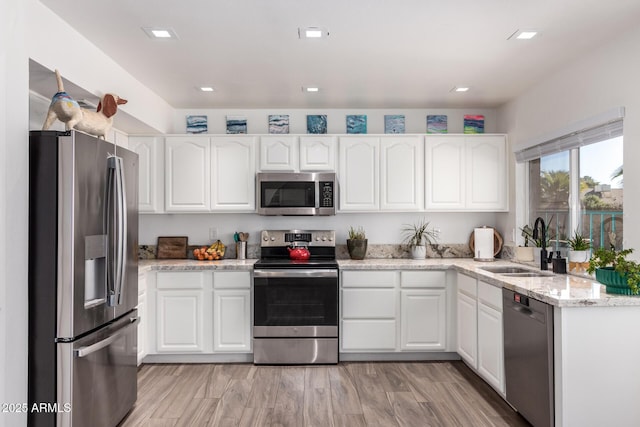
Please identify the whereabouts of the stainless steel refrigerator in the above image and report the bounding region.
[28,130,139,427]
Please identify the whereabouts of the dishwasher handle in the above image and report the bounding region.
[507,302,548,324]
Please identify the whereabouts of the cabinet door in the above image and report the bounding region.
[478,302,505,394]
[165,136,210,212]
[156,290,204,352]
[466,136,507,211]
[130,136,164,213]
[400,289,446,350]
[339,137,379,211]
[259,136,298,171]
[299,136,336,171]
[211,136,256,210]
[425,136,465,210]
[213,290,251,352]
[380,136,424,210]
[457,291,478,368]
[341,320,396,351]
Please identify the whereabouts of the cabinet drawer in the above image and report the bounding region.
[213,271,251,289]
[478,280,502,311]
[457,273,477,297]
[342,289,396,318]
[157,271,208,289]
[400,271,446,288]
[341,270,397,287]
[341,320,396,350]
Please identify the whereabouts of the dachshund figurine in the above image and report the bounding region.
[42,69,127,139]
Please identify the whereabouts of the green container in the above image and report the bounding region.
[595,267,636,295]
[347,239,368,260]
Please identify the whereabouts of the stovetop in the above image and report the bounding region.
[255,229,337,269]
[253,258,339,269]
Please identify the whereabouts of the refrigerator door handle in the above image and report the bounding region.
[107,155,128,307]
[74,316,138,358]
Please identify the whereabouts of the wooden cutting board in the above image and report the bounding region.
[156,236,188,259]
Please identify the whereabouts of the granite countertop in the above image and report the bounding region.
[139,258,640,308]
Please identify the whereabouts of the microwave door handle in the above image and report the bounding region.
[114,156,127,306]
[315,180,320,211]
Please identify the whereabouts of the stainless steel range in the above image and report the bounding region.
[253,230,338,364]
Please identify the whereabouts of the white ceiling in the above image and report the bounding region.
[36,0,640,110]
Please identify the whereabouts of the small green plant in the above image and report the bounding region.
[567,230,591,251]
[348,226,366,240]
[588,246,640,295]
[520,224,553,248]
[402,218,438,249]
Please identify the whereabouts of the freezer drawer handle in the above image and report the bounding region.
[74,317,138,358]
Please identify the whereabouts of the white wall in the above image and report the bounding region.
[497,24,640,254]
[1,0,29,426]
[171,108,498,134]
[140,212,500,247]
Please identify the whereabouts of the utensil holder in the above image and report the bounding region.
[236,241,247,260]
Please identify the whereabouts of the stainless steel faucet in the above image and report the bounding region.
[532,217,548,270]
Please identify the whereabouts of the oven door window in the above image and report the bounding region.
[260,181,315,208]
[254,276,337,326]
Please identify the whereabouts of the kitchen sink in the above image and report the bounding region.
[479,266,536,274]
[479,266,554,277]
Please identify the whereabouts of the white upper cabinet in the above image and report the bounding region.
[380,136,424,211]
[259,136,298,171]
[339,136,380,211]
[211,136,256,211]
[299,136,337,171]
[425,135,507,211]
[165,136,210,212]
[129,136,164,213]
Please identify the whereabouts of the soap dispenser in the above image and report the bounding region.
[552,251,567,274]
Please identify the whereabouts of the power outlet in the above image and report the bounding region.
[209,227,218,241]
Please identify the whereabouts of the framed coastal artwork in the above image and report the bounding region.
[186,115,207,134]
[464,115,485,134]
[384,115,405,134]
[226,115,247,134]
[307,115,327,134]
[427,115,447,133]
[346,115,367,134]
[268,115,290,134]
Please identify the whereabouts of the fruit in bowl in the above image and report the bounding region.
[193,240,226,260]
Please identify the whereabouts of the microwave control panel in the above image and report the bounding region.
[320,182,334,207]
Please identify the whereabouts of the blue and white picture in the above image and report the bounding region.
[186,115,207,134]
[464,115,485,134]
[268,115,290,134]
[384,115,405,134]
[307,115,327,134]
[226,115,247,134]
[346,115,367,134]
[427,115,448,133]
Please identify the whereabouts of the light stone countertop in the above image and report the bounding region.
[139,258,640,308]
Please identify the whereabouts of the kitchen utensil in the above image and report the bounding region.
[287,245,310,260]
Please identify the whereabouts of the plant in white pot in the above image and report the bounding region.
[515,225,535,262]
[567,230,591,272]
[402,218,438,260]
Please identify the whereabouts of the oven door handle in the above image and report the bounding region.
[254,269,338,278]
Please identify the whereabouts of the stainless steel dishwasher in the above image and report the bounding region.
[503,288,554,427]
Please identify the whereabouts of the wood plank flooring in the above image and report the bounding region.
[119,361,530,427]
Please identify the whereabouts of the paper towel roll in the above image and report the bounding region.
[474,227,494,261]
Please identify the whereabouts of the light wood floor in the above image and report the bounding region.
[119,361,530,427]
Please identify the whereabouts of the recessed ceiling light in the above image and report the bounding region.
[199,87,214,92]
[508,29,538,40]
[451,86,470,92]
[142,27,178,39]
[298,27,329,39]
[303,86,320,93]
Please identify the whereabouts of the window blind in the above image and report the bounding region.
[515,107,624,162]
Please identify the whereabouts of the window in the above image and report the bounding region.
[517,111,624,251]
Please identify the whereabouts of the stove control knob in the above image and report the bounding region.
[316,237,320,241]
[322,236,327,241]
[328,237,333,241]
[270,237,276,241]
[263,236,269,241]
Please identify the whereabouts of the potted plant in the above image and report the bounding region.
[347,226,367,260]
[515,225,535,262]
[521,224,553,264]
[402,218,438,260]
[587,246,640,295]
[567,230,591,272]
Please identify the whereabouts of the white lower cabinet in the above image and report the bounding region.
[456,273,504,395]
[149,270,251,356]
[137,271,147,366]
[341,270,447,353]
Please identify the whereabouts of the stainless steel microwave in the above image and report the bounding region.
[256,172,337,215]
